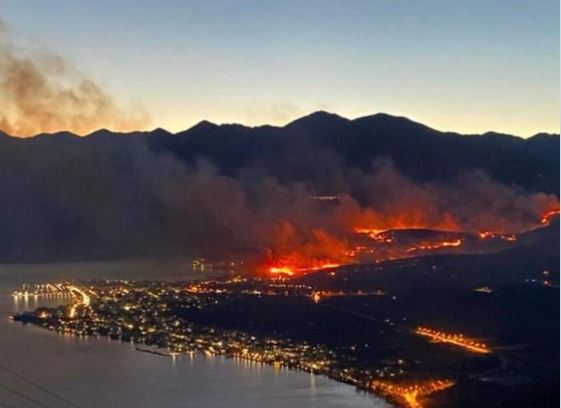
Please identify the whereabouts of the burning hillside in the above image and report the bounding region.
[259,204,559,277]
[256,163,559,276]
[0,19,557,266]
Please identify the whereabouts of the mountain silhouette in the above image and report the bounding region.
[2,111,558,194]
[145,111,557,194]
[0,112,558,262]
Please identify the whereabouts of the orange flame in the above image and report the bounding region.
[268,261,341,277]
[541,210,560,224]
[406,239,462,253]
[261,202,559,277]
[478,231,517,241]
[269,266,295,276]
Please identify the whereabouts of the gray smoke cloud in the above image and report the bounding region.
[0,133,556,266]
[0,20,150,137]
[0,19,556,267]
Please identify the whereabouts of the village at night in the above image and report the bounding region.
[1,2,559,408]
[12,209,559,408]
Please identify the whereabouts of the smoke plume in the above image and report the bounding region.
[0,129,556,269]
[0,20,557,270]
[0,21,150,137]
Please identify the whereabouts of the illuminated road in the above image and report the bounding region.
[371,379,454,408]
[67,285,91,318]
[415,327,491,354]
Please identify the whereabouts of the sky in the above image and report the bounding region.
[1,0,559,137]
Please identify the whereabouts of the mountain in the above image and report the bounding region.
[5,111,557,194]
[0,112,558,262]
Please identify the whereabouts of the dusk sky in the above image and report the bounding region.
[2,0,559,136]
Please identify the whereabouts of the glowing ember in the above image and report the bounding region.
[478,231,492,239]
[269,266,295,276]
[371,379,454,408]
[416,327,491,354]
[263,203,558,277]
[269,262,341,277]
[541,210,560,224]
[354,227,389,236]
[478,231,517,241]
[354,228,395,243]
[406,239,462,253]
[306,262,341,271]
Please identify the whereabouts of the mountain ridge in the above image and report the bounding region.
[1,111,558,140]
[0,110,557,263]
[0,111,558,197]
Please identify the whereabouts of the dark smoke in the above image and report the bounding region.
[0,20,557,266]
[0,133,556,265]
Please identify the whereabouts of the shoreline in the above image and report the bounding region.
[14,317,397,407]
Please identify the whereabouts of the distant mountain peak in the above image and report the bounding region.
[529,132,560,139]
[152,127,170,133]
[34,130,80,140]
[188,120,218,132]
[86,128,113,138]
[284,111,350,128]
[352,112,434,130]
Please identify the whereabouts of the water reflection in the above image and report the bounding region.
[0,261,389,408]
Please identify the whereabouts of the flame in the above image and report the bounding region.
[354,228,394,243]
[351,208,462,235]
[306,262,341,271]
[405,239,462,253]
[353,199,559,237]
[268,261,341,277]
[478,231,517,241]
[269,266,295,276]
[354,228,388,236]
[260,196,559,277]
[541,210,560,224]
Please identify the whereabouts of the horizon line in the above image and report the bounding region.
[1,110,559,140]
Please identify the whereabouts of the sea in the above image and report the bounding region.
[0,260,389,408]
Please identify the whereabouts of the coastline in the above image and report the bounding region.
[14,316,396,407]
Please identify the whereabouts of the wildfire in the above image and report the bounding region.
[269,261,341,277]
[416,327,491,354]
[370,379,454,408]
[263,205,559,278]
[478,231,516,241]
[355,227,388,236]
[541,210,560,224]
[306,262,341,271]
[269,266,295,276]
[406,239,462,253]
[354,228,395,243]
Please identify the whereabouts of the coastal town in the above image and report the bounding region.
[12,275,504,408]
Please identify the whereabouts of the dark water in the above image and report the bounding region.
[0,261,389,408]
